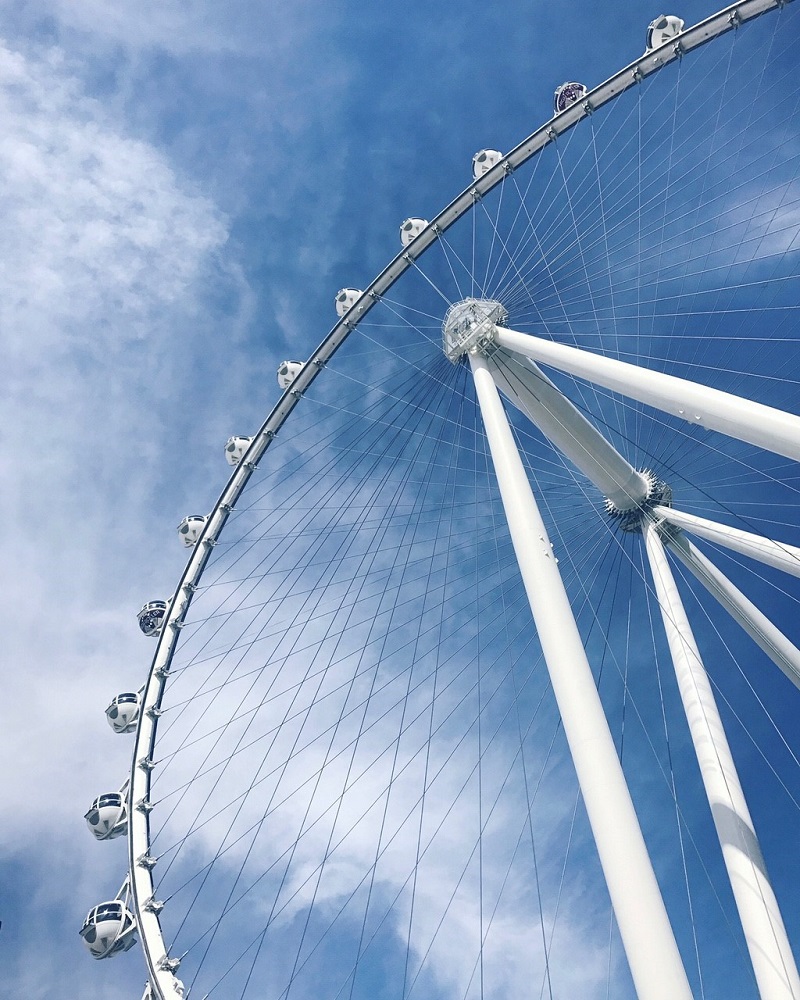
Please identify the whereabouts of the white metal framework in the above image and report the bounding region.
[84,2,800,997]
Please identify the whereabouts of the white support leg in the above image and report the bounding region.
[485,349,649,509]
[494,327,800,464]
[469,352,691,1000]
[654,505,800,579]
[644,521,800,1000]
[663,528,800,691]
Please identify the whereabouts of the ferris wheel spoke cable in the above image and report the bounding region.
[164,528,518,709]
[436,229,472,303]
[158,368,464,878]
[500,76,800,332]
[176,361,467,660]
[170,359,440,633]
[192,593,559,996]
[686,8,787,380]
[155,466,548,884]
[170,508,568,916]
[176,484,468,986]
[158,625,525,905]
[394,378,470,1000]
[171,596,547,930]
[82,5,800,996]
[282,374,481,1000]
[153,542,557,822]
[165,515,523,696]
[482,161,509,298]
[180,430,768,992]
[344,387,483,1000]
[152,369,456,842]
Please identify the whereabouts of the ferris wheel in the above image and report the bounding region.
[81,2,800,997]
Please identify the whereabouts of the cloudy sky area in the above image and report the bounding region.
[1,0,796,997]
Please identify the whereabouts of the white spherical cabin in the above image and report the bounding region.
[335,288,363,318]
[177,514,207,548]
[472,149,503,180]
[646,14,685,50]
[224,436,253,466]
[137,600,168,637]
[84,792,128,840]
[277,361,305,390]
[79,901,137,959]
[553,81,588,115]
[399,218,428,247]
[105,691,140,733]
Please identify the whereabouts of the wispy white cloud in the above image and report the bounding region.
[0,36,255,995]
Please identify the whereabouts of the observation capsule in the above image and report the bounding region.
[137,600,168,637]
[554,82,588,115]
[84,793,128,840]
[105,692,140,733]
[177,514,207,548]
[472,149,503,179]
[79,901,137,959]
[277,360,305,390]
[335,288,362,318]
[646,14,685,49]
[224,436,253,467]
[399,218,428,247]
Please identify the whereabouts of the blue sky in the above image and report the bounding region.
[2,0,800,998]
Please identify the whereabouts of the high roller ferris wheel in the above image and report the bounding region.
[81,2,800,997]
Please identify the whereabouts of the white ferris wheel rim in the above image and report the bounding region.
[120,1,800,997]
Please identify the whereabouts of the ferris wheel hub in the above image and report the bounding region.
[442,297,508,362]
[605,469,672,532]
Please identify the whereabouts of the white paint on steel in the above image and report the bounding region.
[469,352,691,1000]
[644,522,800,999]
[486,349,648,509]
[495,327,800,464]
[662,529,800,691]
[654,505,800,579]
[127,2,794,993]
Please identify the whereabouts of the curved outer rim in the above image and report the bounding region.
[125,1,793,994]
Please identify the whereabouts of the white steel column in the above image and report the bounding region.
[486,349,649,509]
[494,327,800,463]
[469,353,692,1000]
[664,529,800,691]
[654,505,800,579]
[644,521,800,999]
